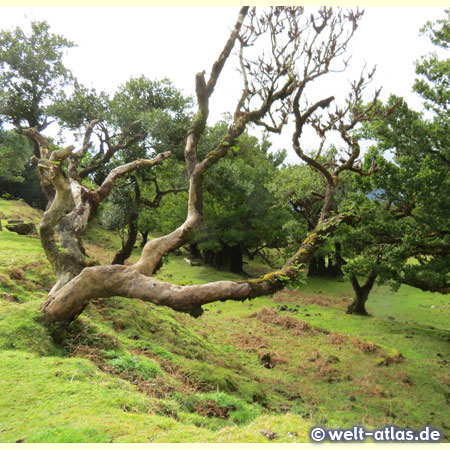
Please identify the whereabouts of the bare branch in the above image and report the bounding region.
[23,128,51,159]
[79,120,147,179]
[93,151,171,203]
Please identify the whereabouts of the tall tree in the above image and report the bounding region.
[341,10,450,314]
[192,123,289,273]
[269,152,353,277]
[0,21,75,149]
[0,20,76,206]
[90,77,192,264]
[0,127,31,186]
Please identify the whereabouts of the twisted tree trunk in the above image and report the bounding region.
[41,211,350,322]
[24,128,171,294]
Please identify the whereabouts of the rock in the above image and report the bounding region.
[5,222,36,235]
[260,430,279,440]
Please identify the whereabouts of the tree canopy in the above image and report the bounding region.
[0,20,75,134]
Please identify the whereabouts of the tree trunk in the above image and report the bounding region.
[189,243,202,259]
[347,274,377,315]
[308,243,344,278]
[308,255,327,276]
[230,246,243,273]
[111,217,138,265]
[40,211,351,323]
[203,245,243,274]
[328,242,344,278]
[111,179,140,265]
[140,230,149,248]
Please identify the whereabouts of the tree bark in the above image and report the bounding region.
[24,128,171,293]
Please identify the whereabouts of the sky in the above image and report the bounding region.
[0,6,448,161]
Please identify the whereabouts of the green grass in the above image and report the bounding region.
[0,198,42,224]
[0,198,449,442]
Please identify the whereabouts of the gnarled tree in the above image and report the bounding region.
[25,7,385,323]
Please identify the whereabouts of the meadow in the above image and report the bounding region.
[0,199,449,443]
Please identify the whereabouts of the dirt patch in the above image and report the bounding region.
[194,399,229,419]
[307,349,321,362]
[69,344,104,364]
[396,371,414,386]
[235,333,269,352]
[8,267,24,281]
[248,308,311,334]
[352,338,378,353]
[362,384,387,398]
[314,361,341,382]
[258,351,288,369]
[273,289,351,310]
[377,353,404,366]
[296,350,342,382]
[327,332,349,347]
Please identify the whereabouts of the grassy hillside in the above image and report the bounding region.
[0,199,449,443]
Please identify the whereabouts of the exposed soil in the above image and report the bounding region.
[273,288,351,311]
[247,308,312,334]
